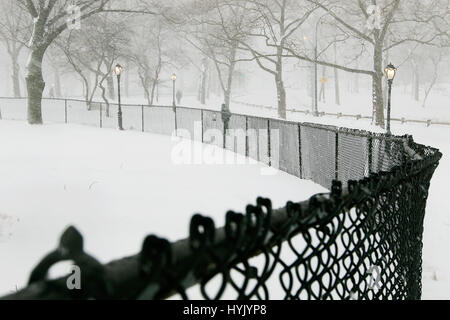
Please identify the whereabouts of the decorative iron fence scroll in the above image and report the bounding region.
[0,97,442,300]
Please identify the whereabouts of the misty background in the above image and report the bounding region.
[0,0,448,126]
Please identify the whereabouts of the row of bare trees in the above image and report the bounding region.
[167,0,449,126]
[0,0,448,127]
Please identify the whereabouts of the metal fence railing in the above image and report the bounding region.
[231,99,450,127]
[0,97,442,300]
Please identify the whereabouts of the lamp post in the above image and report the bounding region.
[171,73,177,110]
[384,63,397,135]
[114,64,123,130]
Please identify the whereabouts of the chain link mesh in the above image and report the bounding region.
[247,117,270,166]
[202,110,224,148]
[143,106,175,136]
[0,100,442,300]
[0,98,27,121]
[225,114,247,157]
[67,100,101,127]
[176,107,202,141]
[269,120,301,178]
[300,124,337,188]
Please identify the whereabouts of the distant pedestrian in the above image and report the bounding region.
[176,90,183,105]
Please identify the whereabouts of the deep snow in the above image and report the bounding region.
[0,90,448,298]
[0,120,326,296]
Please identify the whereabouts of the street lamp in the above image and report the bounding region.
[384,63,397,135]
[171,73,177,110]
[114,64,123,130]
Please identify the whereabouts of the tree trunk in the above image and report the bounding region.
[306,66,312,97]
[206,68,212,100]
[26,48,46,124]
[334,66,340,105]
[88,72,101,110]
[383,48,389,108]
[99,78,110,116]
[414,65,420,101]
[215,69,222,97]
[309,65,314,111]
[200,60,208,105]
[223,64,235,112]
[372,44,385,128]
[81,76,90,108]
[372,74,385,128]
[422,56,440,108]
[197,75,202,102]
[139,72,151,106]
[276,47,286,119]
[54,66,62,97]
[223,45,237,111]
[11,55,21,98]
[275,74,287,119]
[149,78,156,106]
[333,42,340,105]
[107,74,115,100]
[124,68,129,97]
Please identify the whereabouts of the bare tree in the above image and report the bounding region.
[54,33,95,105]
[0,0,31,97]
[52,13,130,111]
[232,0,317,119]
[128,17,182,106]
[179,0,251,111]
[16,0,156,124]
[282,0,449,127]
[422,48,447,108]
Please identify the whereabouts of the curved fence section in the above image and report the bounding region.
[0,97,442,300]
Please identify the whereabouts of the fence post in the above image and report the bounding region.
[64,99,68,124]
[335,130,339,180]
[368,135,373,176]
[141,105,144,132]
[298,123,302,179]
[268,119,271,167]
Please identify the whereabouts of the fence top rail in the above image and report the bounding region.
[1,96,450,126]
[0,96,416,143]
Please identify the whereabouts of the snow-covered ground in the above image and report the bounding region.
[119,94,450,299]
[0,120,326,296]
[0,91,448,299]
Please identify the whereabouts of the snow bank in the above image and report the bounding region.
[0,120,326,295]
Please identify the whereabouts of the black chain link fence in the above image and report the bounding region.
[0,97,442,300]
